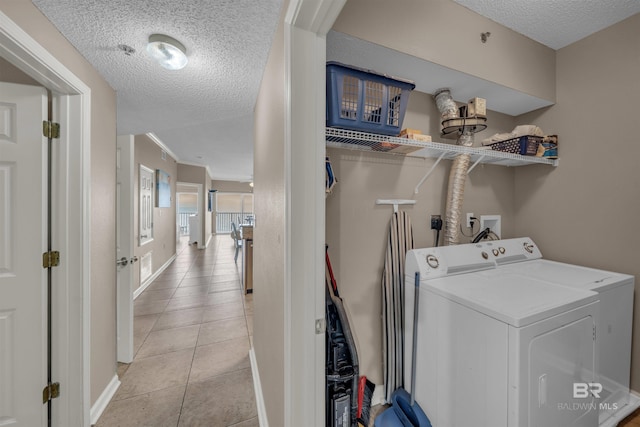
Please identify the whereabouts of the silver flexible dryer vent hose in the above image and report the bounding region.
[434,88,459,120]
[444,132,473,245]
[433,88,472,245]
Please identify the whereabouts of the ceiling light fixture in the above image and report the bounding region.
[146,34,188,70]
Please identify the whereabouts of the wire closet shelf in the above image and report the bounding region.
[325,127,558,168]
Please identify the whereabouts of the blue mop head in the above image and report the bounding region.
[373,388,432,427]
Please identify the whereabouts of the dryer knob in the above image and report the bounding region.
[492,249,499,256]
[499,247,506,254]
[426,254,439,269]
[481,251,489,260]
[523,242,534,253]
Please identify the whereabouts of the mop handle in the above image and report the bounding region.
[325,246,338,295]
[411,271,420,407]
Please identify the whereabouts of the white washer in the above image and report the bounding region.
[405,239,600,427]
[482,238,639,426]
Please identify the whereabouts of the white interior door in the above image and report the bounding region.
[0,82,48,426]
[116,135,134,363]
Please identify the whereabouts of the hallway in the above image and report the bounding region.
[96,235,257,426]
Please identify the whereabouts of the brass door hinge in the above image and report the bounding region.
[42,251,60,268]
[42,121,60,139]
[42,382,60,403]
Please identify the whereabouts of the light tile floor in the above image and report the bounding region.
[96,235,257,427]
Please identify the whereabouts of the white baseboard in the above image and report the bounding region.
[249,347,268,427]
[133,253,177,299]
[197,233,213,249]
[90,374,121,425]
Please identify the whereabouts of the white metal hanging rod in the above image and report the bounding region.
[376,199,416,213]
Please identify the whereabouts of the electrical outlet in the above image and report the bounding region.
[466,212,474,228]
[430,215,442,230]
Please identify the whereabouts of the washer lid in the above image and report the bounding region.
[493,259,634,292]
[425,272,598,327]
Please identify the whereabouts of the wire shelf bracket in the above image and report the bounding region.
[467,154,486,174]
[414,152,446,194]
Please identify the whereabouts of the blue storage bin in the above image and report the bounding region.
[489,135,543,156]
[326,62,415,136]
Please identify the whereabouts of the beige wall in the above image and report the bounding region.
[0,57,39,85]
[211,179,253,193]
[253,0,287,424]
[177,163,213,247]
[177,163,204,183]
[326,90,519,384]
[333,0,556,102]
[133,134,178,290]
[514,13,640,390]
[0,1,118,405]
[177,184,198,193]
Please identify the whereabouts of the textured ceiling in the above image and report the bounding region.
[451,0,640,50]
[30,0,640,181]
[32,0,282,181]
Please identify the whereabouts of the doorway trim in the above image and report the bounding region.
[116,135,134,364]
[282,1,346,425]
[176,181,203,248]
[0,11,92,427]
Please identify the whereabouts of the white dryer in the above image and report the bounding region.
[404,239,600,427]
[482,238,639,426]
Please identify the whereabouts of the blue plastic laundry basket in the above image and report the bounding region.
[326,62,415,136]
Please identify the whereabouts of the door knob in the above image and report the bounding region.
[116,257,129,266]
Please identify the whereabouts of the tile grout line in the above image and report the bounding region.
[128,237,195,425]
[175,324,201,427]
[172,238,201,427]
[177,234,224,426]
